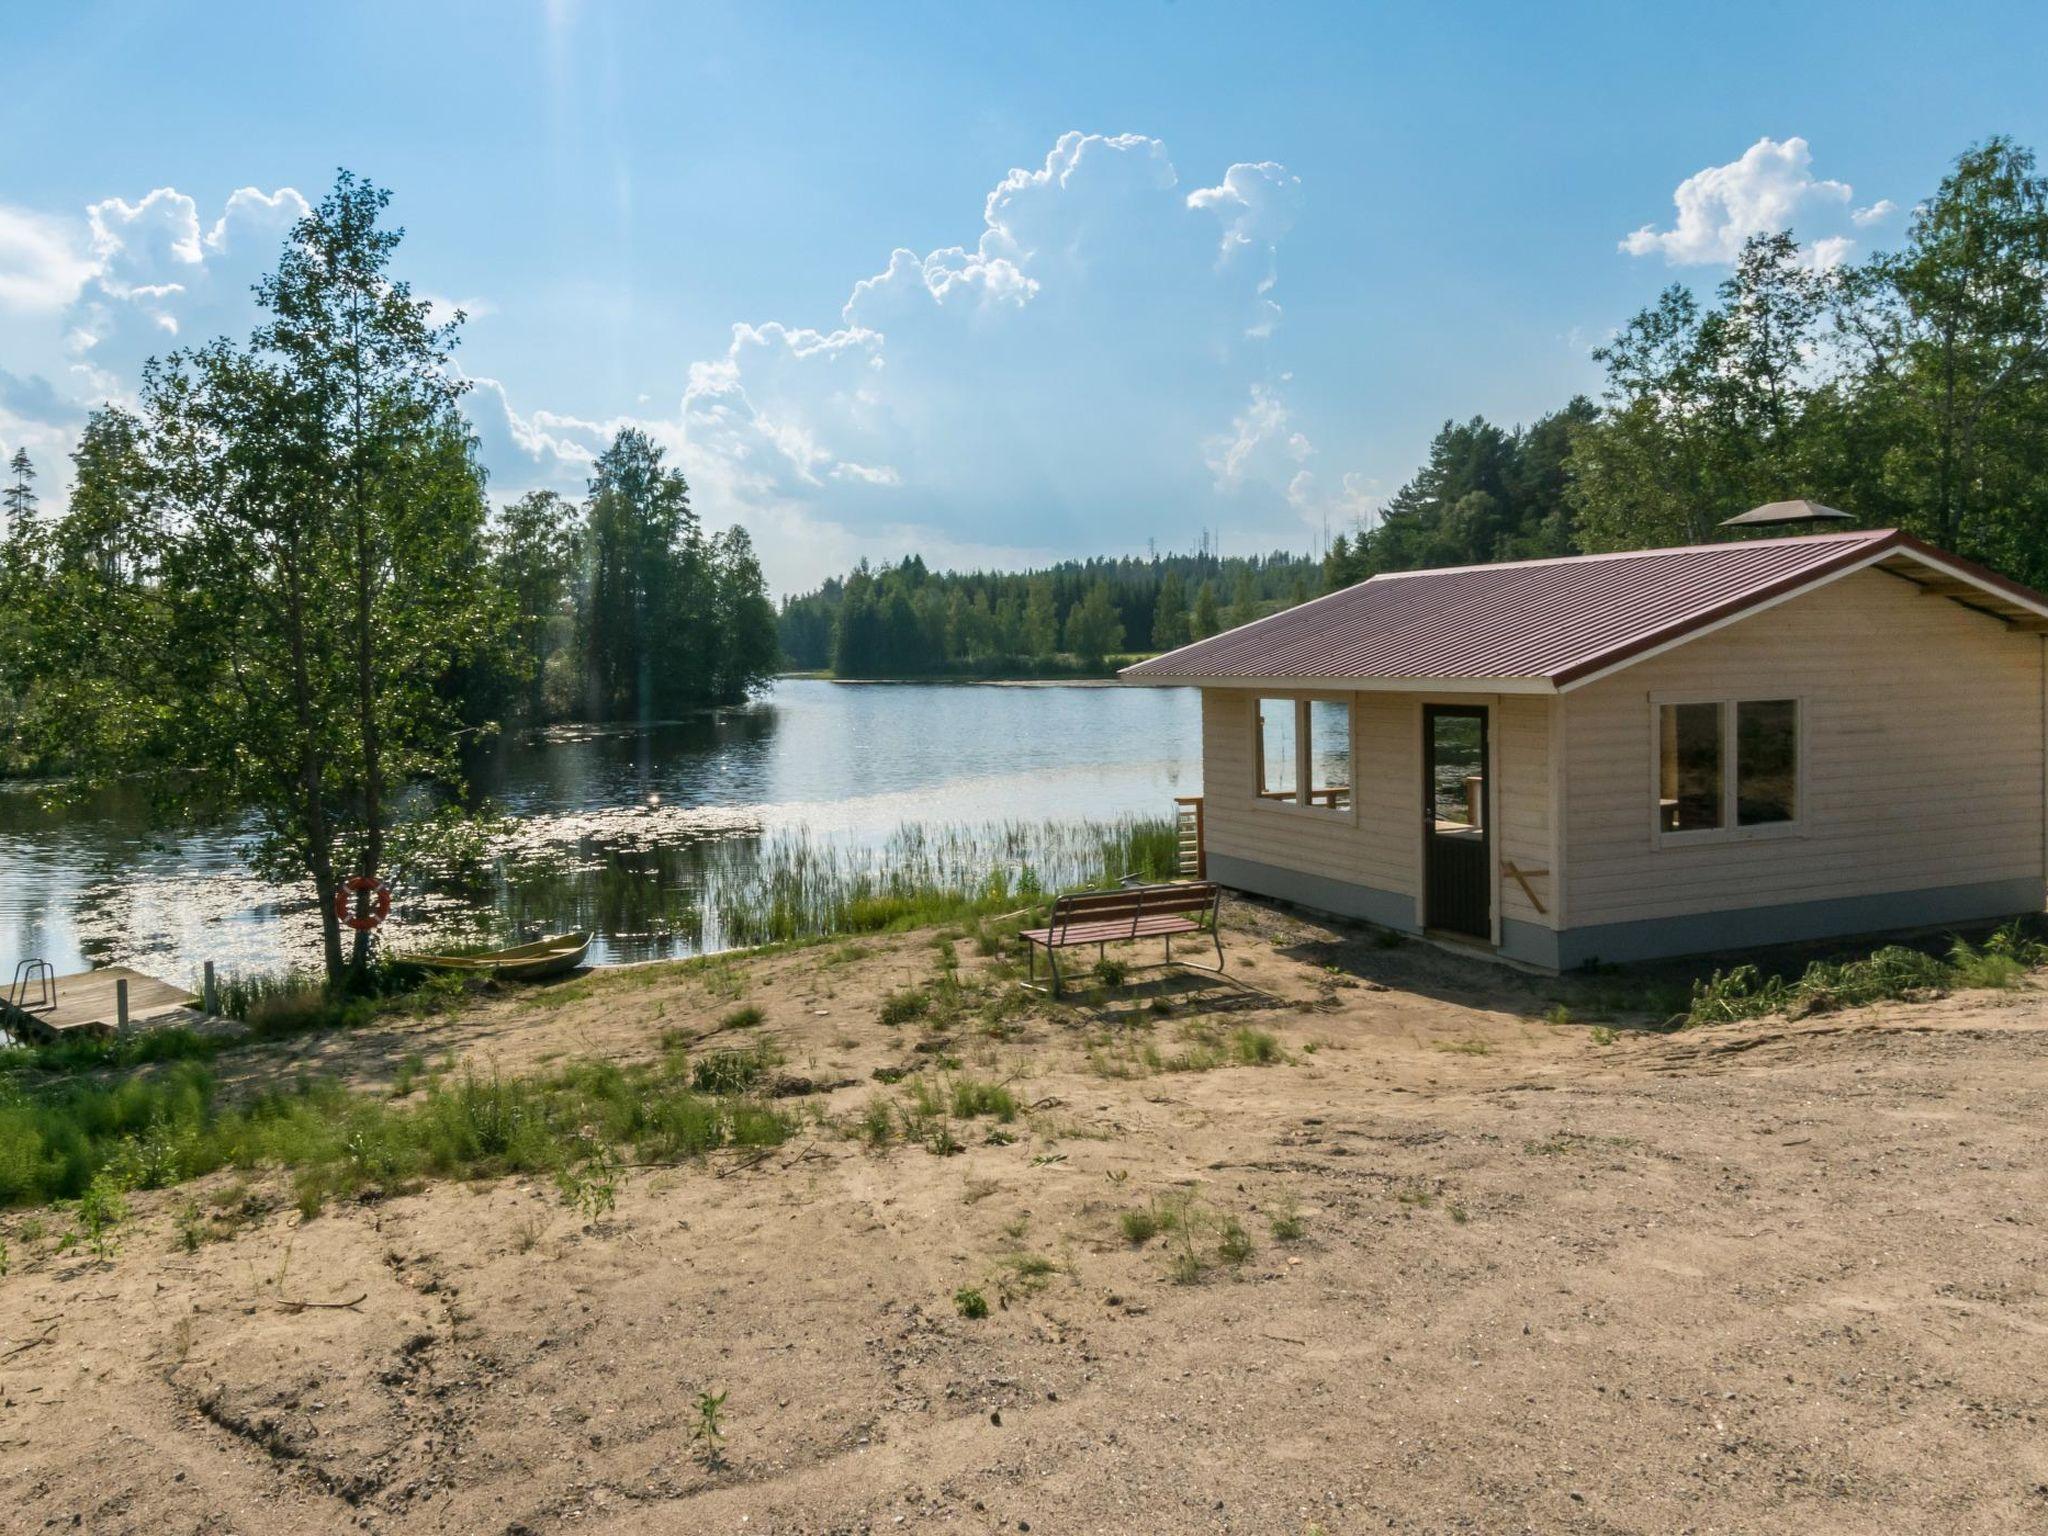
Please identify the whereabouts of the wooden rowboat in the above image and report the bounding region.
[398,931,593,981]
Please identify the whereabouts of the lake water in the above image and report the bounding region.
[0,680,1200,986]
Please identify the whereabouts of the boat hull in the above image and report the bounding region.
[397,932,593,981]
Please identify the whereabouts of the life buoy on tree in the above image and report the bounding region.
[335,875,393,933]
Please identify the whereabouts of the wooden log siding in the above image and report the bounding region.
[1561,566,2046,928]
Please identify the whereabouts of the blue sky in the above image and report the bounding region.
[3,1,2046,591]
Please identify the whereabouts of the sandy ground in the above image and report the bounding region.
[4,901,2047,1535]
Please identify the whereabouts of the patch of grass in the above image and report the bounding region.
[1682,922,2048,1027]
[1269,1198,1306,1242]
[0,1027,222,1076]
[1434,1038,1492,1056]
[1092,956,1130,988]
[1588,1025,1617,1047]
[948,1076,1018,1122]
[718,1005,765,1030]
[1086,1034,1165,1079]
[897,1079,961,1156]
[0,1047,797,1212]
[1229,1027,1281,1065]
[1119,1205,1160,1244]
[1215,1216,1253,1264]
[689,1041,781,1095]
[879,989,931,1027]
[953,1285,989,1319]
[855,1095,894,1147]
[995,1251,1061,1300]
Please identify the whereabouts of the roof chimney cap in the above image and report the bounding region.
[1721,499,1856,529]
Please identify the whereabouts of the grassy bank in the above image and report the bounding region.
[0,1037,795,1214]
[0,814,1177,1216]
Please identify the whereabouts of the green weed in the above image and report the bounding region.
[879,989,931,1027]
[1229,1027,1281,1064]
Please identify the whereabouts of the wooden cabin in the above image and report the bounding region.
[1121,528,2048,970]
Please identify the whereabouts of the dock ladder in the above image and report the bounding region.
[6,958,56,1014]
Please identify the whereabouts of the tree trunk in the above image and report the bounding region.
[345,299,384,993]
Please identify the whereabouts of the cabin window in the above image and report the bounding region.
[1737,700,1798,826]
[1306,699,1353,809]
[1256,698,1298,801]
[1253,696,1354,814]
[1655,697,1801,842]
[1658,703,1723,832]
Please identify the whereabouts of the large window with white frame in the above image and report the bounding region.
[1255,696,1353,814]
[1655,696,1800,842]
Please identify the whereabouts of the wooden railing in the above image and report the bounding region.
[1174,795,1205,880]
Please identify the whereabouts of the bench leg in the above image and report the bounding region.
[1049,945,1063,998]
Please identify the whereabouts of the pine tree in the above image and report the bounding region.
[1063,581,1125,667]
[1227,574,1257,629]
[1024,578,1059,657]
[1151,568,1190,650]
[1191,580,1220,640]
[2,448,35,539]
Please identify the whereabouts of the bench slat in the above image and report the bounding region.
[1022,914,1203,946]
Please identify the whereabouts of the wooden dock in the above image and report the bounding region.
[0,967,198,1043]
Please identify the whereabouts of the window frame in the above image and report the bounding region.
[1250,692,1359,823]
[1648,692,1805,848]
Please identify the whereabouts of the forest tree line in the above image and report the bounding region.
[778,549,1321,678]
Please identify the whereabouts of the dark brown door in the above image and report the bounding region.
[1423,705,1490,939]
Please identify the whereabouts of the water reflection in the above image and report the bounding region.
[0,680,1199,983]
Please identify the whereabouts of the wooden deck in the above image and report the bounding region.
[0,967,197,1043]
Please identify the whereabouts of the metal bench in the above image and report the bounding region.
[1020,881,1224,996]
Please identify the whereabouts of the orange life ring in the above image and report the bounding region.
[335,875,393,933]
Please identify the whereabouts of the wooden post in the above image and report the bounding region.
[202,961,218,1017]
[116,977,130,1031]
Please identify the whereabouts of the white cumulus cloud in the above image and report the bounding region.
[1851,198,1897,227]
[0,204,95,312]
[631,131,1336,579]
[2,135,1352,592]
[1621,136,1853,265]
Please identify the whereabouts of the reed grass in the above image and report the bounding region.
[697,816,1179,950]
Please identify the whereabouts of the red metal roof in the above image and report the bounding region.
[1123,529,1999,690]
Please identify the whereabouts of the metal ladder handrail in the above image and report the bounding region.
[6,959,56,1014]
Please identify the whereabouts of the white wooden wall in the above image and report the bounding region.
[1560,566,2046,926]
[1199,687,1561,933]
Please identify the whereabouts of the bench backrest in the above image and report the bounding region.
[1047,882,1220,943]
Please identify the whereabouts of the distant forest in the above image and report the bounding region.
[785,135,2048,677]
[777,549,1321,678]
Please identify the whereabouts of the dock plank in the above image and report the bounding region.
[1,967,197,1042]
